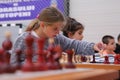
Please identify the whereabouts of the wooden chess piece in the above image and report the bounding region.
[64,49,76,68]
[90,54,96,63]
[104,56,110,64]
[2,31,16,73]
[46,38,58,70]
[81,55,87,62]
[21,32,34,72]
[53,44,63,69]
[0,48,5,73]
[114,54,120,64]
[34,38,48,71]
[15,49,22,70]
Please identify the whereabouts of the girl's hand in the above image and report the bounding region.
[93,42,106,53]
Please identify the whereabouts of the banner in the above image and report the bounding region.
[0,0,64,21]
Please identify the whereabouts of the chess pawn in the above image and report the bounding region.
[78,55,82,63]
[2,31,12,64]
[86,55,91,63]
[2,31,16,73]
[73,55,81,63]
[64,49,76,68]
[21,32,34,72]
[59,53,66,63]
[104,56,110,64]
[2,31,12,50]
[81,55,87,62]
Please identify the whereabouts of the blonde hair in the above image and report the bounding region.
[26,7,65,31]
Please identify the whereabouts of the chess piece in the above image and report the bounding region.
[53,44,63,69]
[104,56,110,64]
[78,55,82,63]
[46,38,58,70]
[2,31,12,50]
[64,49,76,68]
[81,55,87,62]
[59,53,67,63]
[21,32,34,72]
[90,54,96,63]
[73,54,78,63]
[2,31,16,73]
[86,55,91,63]
[15,49,22,70]
[34,38,48,71]
[114,54,120,64]
[0,48,5,73]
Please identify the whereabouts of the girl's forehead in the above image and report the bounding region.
[50,22,64,27]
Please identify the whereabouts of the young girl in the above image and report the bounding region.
[62,17,84,40]
[10,7,102,64]
[61,17,84,63]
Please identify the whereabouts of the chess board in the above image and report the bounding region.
[0,68,118,80]
[93,53,115,63]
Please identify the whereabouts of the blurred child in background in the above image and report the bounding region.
[62,17,84,40]
[114,34,120,54]
[101,35,116,56]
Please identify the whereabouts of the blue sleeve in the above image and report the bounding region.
[55,34,95,55]
[10,34,26,65]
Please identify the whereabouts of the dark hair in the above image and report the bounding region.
[117,34,120,41]
[62,17,84,37]
[102,35,114,44]
[26,7,65,31]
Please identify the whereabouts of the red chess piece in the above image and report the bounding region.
[81,55,87,62]
[2,31,16,73]
[117,54,120,63]
[21,32,34,72]
[15,49,22,70]
[114,54,120,64]
[0,48,5,74]
[46,38,59,70]
[2,32,12,50]
[34,38,48,71]
[53,44,63,69]
[64,49,76,68]
[104,56,110,64]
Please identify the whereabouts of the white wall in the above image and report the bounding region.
[70,0,120,43]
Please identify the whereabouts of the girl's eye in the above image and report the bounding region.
[53,28,58,31]
[79,32,82,35]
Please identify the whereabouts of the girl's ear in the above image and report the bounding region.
[68,32,73,38]
[40,22,45,28]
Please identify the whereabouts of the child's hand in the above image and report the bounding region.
[93,42,106,52]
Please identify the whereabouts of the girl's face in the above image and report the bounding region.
[42,21,63,38]
[70,29,84,40]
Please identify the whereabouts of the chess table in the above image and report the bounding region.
[75,63,120,70]
[0,68,119,80]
